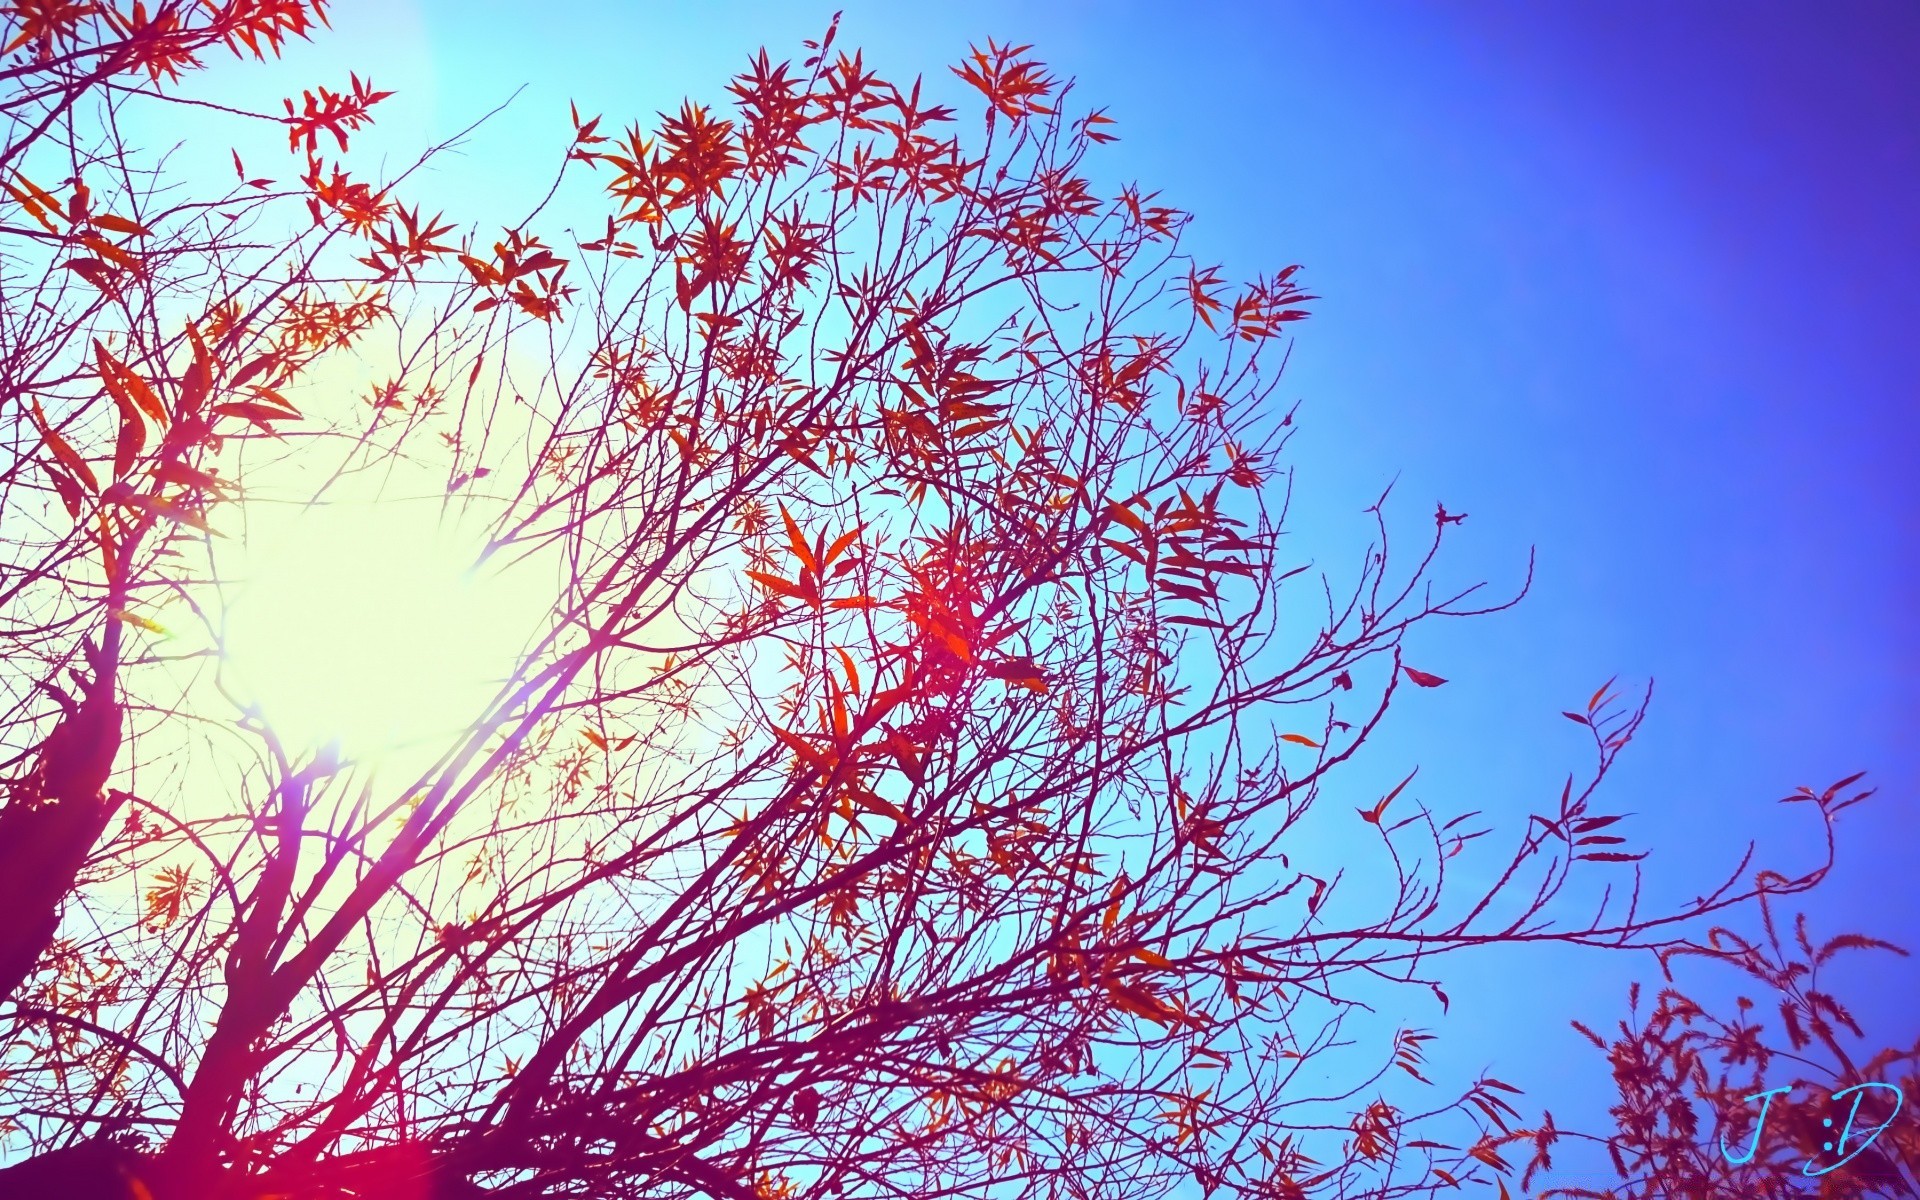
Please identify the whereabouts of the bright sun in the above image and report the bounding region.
[220,490,547,764]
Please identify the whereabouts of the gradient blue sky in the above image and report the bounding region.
[198,0,1919,1163]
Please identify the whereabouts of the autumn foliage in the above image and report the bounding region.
[1535,788,1917,1200]
[0,7,1882,1200]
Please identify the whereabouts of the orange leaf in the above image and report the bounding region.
[213,402,296,435]
[1359,768,1417,825]
[852,789,905,823]
[242,385,300,415]
[1108,982,1177,1027]
[1106,500,1147,535]
[110,609,167,635]
[745,569,814,604]
[830,686,849,739]
[778,502,817,574]
[885,729,925,784]
[823,524,863,566]
[80,234,144,275]
[772,724,833,774]
[151,461,229,493]
[90,213,151,237]
[95,340,169,427]
[1103,874,1127,933]
[139,495,220,536]
[835,647,861,695]
[29,400,98,494]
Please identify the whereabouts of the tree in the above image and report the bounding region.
[0,0,398,1007]
[1520,779,1917,1200]
[0,11,1845,1200]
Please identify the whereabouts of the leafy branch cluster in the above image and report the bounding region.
[0,8,1874,1200]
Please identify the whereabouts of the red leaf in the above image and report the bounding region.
[1401,666,1447,688]
[29,400,98,494]
[745,569,814,605]
[778,502,817,574]
[1359,768,1417,825]
[823,525,862,566]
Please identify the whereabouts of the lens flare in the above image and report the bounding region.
[220,494,543,762]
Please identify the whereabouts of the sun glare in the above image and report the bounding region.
[220,492,547,763]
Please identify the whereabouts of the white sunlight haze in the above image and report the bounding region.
[219,480,550,765]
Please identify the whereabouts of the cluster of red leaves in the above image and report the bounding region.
[0,13,1874,1200]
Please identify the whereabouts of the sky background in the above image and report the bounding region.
[184,0,1920,1173]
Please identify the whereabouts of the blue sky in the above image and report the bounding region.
[192,0,1919,1166]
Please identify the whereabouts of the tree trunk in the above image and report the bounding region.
[0,679,124,1004]
[0,1136,142,1200]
